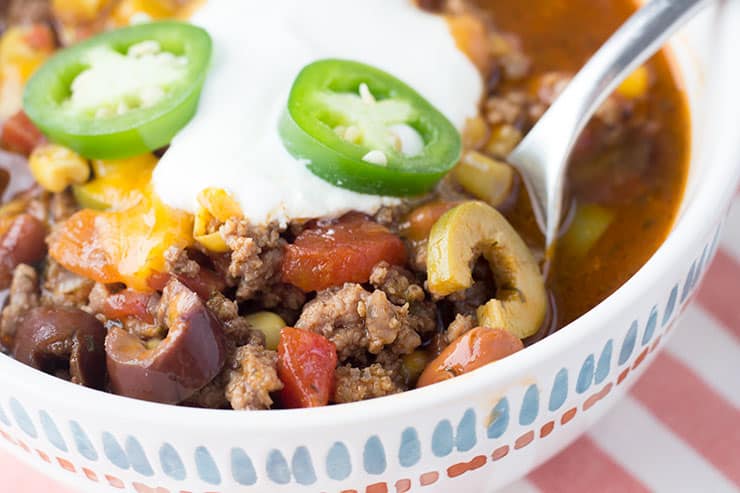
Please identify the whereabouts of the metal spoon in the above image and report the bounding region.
[507,0,710,250]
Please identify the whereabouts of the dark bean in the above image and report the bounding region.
[13,306,107,389]
[0,213,47,289]
[106,279,226,404]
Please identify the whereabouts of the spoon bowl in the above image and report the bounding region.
[508,0,710,249]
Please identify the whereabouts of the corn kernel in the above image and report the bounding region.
[462,116,489,151]
[52,0,111,24]
[616,66,649,99]
[193,188,241,252]
[484,124,522,158]
[112,0,180,25]
[454,150,514,208]
[194,230,229,253]
[30,144,91,193]
[244,312,286,351]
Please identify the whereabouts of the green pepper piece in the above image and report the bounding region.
[23,21,212,159]
[279,59,462,196]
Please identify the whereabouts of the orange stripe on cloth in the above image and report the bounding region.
[696,249,740,339]
[528,436,649,493]
[631,351,740,487]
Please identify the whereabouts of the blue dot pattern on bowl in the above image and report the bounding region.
[487,398,510,439]
[160,443,185,481]
[594,340,613,385]
[455,408,477,452]
[10,398,36,438]
[519,385,539,426]
[39,410,66,452]
[576,355,595,394]
[291,446,317,485]
[102,432,129,470]
[194,445,221,485]
[266,449,291,484]
[548,369,568,411]
[325,442,351,480]
[230,447,256,485]
[70,420,97,461]
[363,435,386,475]
[431,419,454,457]
[618,320,638,365]
[125,436,153,476]
[662,285,679,326]
[681,259,698,303]
[642,306,659,346]
[0,228,717,489]
[0,402,10,427]
[398,427,421,467]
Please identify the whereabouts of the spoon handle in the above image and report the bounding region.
[509,0,710,248]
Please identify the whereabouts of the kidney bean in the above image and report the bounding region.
[417,327,523,387]
[13,306,107,389]
[105,279,226,404]
[0,213,46,289]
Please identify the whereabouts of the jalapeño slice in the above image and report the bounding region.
[23,21,212,159]
[279,59,462,196]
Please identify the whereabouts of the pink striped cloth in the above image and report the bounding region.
[2,193,739,493]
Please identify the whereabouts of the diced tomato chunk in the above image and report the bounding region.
[282,213,407,292]
[277,327,337,408]
[23,25,55,51]
[101,289,156,324]
[1,111,45,156]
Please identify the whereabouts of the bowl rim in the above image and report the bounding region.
[1,13,739,433]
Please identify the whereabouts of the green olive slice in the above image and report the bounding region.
[427,201,546,339]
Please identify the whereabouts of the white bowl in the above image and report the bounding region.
[1,3,739,493]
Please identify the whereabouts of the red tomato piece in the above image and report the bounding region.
[282,212,407,292]
[23,24,55,51]
[1,111,45,156]
[277,327,337,408]
[101,289,156,324]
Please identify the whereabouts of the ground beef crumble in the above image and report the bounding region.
[369,261,425,305]
[333,363,405,404]
[221,218,286,301]
[225,343,283,410]
[0,264,39,348]
[295,280,436,362]
[206,292,265,347]
[40,259,94,308]
[370,262,437,338]
[164,246,200,277]
[185,293,281,410]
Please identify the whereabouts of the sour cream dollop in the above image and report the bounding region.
[153,0,483,225]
